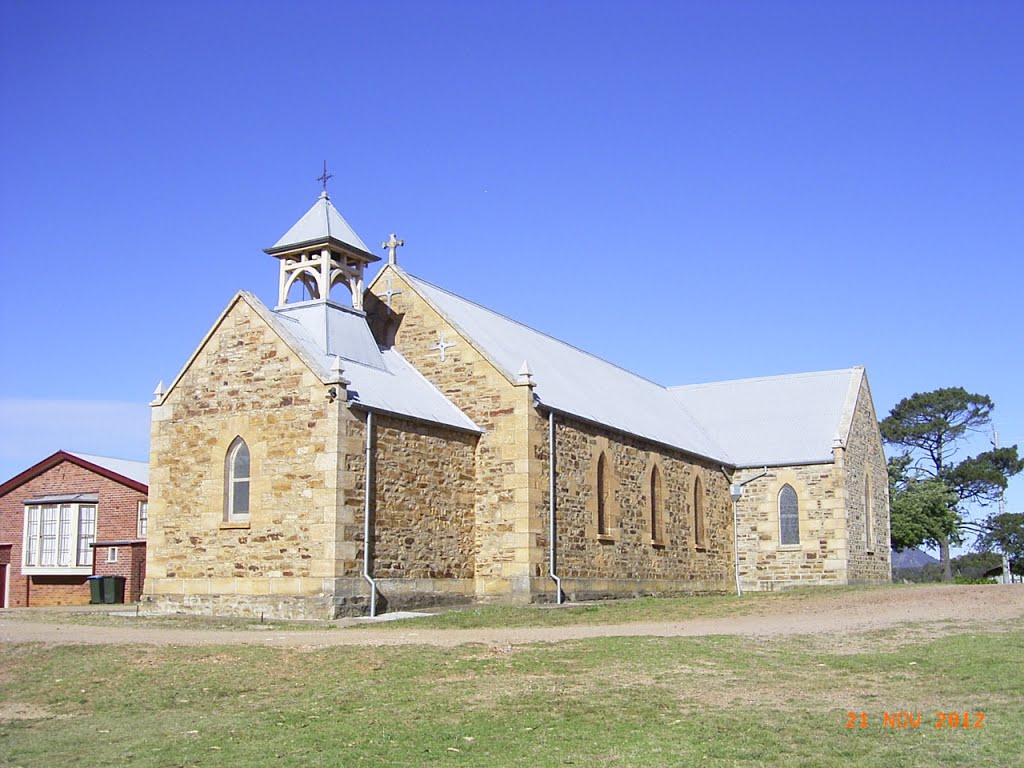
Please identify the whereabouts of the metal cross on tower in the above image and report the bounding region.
[382,275,403,309]
[317,161,334,193]
[430,331,456,362]
[382,233,404,265]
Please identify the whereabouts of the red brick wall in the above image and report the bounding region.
[0,461,147,607]
[93,542,147,602]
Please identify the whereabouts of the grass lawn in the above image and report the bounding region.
[1,621,1020,767]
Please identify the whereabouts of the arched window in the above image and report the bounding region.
[650,465,663,543]
[226,437,251,520]
[597,452,609,535]
[693,475,706,549]
[779,484,799,546]
[864,474,874,552]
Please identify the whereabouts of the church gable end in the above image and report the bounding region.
[146,297,347,618]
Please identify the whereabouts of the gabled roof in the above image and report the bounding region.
[252,295,481,434]
[669,368,864,468]
[397,269,731,463]
[0,450,149,498]
[155,291,480,435]
[264,192,378,259]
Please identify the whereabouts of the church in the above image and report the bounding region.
[143,187,891,619]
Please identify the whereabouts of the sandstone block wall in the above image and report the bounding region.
[145,298,346,618]
[841,378,891,582]
[367,269,539,601]
[535,416,735,599]
[734,463,847,590]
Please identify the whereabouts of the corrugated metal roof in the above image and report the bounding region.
[402,271,731,463]
[275,301,386,370]
[669,368,863,467]
[244,293,481,434]
[269,192,374,255]
[67,452,150,485]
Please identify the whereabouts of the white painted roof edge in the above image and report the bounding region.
[832,367,866,449]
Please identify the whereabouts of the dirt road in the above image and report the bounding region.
[1,585,1021,649]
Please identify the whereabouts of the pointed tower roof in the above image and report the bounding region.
[264,191,377,259]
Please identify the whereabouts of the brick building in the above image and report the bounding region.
[0,451,148,607]
[144,190,890,619]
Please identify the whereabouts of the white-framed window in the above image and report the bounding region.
[138,500,149,537]
[225,437,251,521]
[23,502,97,575]
[107,546,119,564]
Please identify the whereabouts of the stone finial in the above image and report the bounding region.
[516,360,535,388]
[382,233,404,265]
[151,380,165,404]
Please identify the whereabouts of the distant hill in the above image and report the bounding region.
[892,547,939,570]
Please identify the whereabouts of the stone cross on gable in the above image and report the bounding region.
[430,330,456,362]
[382,276,403,310]
[382,233,404,265]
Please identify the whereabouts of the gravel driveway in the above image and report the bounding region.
[1,585,1021,648]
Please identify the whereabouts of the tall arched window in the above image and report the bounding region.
[226,437,251,520]
[650,465,663,543]
[864,474,874,552]
[779,484,799,546]
[596,452,609,535]
[693,475,706,549]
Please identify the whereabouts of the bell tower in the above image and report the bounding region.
[264,167,380,311]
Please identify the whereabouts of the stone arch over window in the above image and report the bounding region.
[779,484,799,546]
[596,452,610,536]
[693,474,706,549]
[225,437,251,521]
[649,463,664,545]
[864,473,874,552]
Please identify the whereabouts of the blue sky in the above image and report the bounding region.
[1,1,1021,545]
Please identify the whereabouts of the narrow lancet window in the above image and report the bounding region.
[864,474,873,552]
[693,476,706,549]
[597,452,609,536]
[779,484,799,545]
[226,437,251,520]
[650,466,663,543]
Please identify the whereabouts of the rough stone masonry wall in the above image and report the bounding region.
[0,462,146,607]
[535,416,735,599]
[366,413,478,609]
[734,462,847,591]
[145,298,345,619]
[367,268,538,601]
[841,377,891,582]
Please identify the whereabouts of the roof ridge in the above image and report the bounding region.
[668,366,860,391]
[403,271,670,391]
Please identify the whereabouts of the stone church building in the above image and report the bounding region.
[144,189,891,619]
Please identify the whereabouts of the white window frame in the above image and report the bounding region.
[225,437,251,521]
[107,546,119,563]
[22,503,97,575]
[137,500,149,537]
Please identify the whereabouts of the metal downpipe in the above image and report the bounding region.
[549,411,563,604]
[363,410,378,617]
